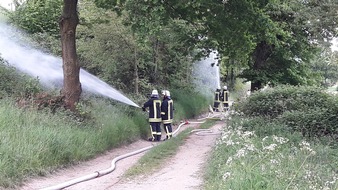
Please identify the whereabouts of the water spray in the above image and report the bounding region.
[0,22,139,108]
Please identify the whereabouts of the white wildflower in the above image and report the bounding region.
[272,135,289,144]
[263,144,278,151]
[242,131,255,138]
[226,157,233,165]
[225,140,235,146]
[270,159,279,165]
[222,172,231,181]
[299,140,316,155]
[235,148,247,158]
[245,143,256,151]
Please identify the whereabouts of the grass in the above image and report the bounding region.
[199,120,217,129]
[0,98,145,188]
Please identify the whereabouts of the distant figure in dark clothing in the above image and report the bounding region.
[161,90,174,140]
[213,88,221,112]
[220,86,229,111]
[142,90,162,141]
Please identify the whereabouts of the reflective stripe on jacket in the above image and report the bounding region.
[143,97,162,122]
[214,91,221,102]
[221,90,229,103]
[161,98,173,124]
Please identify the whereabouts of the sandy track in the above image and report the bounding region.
[21,120,223,190]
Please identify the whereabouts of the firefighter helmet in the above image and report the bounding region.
[223,86,227,90]
[165,90,171,97]
[151,89,159,97]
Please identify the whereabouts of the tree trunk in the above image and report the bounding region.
[59,0,81,111]
[134,47,139,94]
[250,41,273,92]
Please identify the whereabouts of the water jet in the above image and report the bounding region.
[0,22,139,108]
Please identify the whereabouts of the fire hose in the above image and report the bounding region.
[40,112,225,190]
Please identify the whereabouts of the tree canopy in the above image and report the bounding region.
[4,0,338,97]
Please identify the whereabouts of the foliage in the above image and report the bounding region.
[171,88,209,119]
[7,0,63,37]
[237,85,338,139]
[309,48,338,87]
[0,59,42,98]
[99,0,338,90]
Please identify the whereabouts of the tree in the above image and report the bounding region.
[7,0,62,37]
[101,0,338,91]
[59,0,81,111]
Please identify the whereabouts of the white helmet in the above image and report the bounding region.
[151,89,159,97]
[223,86,227,90]
[161,90,166,95]
[165,90,171,97]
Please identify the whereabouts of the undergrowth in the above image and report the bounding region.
[204,85,338,190]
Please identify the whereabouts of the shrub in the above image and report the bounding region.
[237,85,338,139]
[238,85,335,117]
[0,59,42,98]
[171,88,209,119]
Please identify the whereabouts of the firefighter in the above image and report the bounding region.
[161,90,174,140]
[213,88,221,111]
[220,85,229,111]
[142,89,162,141]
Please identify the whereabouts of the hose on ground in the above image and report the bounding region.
[40,111,225,190]
[41,121,188,190]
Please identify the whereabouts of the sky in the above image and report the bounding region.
[0,0,12,10]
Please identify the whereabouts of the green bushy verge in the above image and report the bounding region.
[0,97,147,189]
[237,85,338,140]
[0,59,41,98]
[171,88,209,120]
[204,113,337,190]
[204,85,338,189]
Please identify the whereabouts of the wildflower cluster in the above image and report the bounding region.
[207,112,337,189]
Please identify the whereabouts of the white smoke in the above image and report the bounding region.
[192,51,221,98]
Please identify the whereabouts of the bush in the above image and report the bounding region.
[237,85,338,139]
[171,88,209,119]
[0,59,42,98]
[238,85,335,117]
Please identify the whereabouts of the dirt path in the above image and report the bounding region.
[21,119,224,190]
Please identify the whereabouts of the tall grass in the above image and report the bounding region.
[0,97,147,188]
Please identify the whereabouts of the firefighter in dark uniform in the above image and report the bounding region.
[142,90,162,141]
[161,90,174,140]
[213,88,221,111]
[220,85,229,111]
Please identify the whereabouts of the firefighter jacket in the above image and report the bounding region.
[161,97,174,124]
[214,90,221,102]
[143,97,162,122]
[221,89,229,103]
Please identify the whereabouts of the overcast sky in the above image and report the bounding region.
[0,0,12,10]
